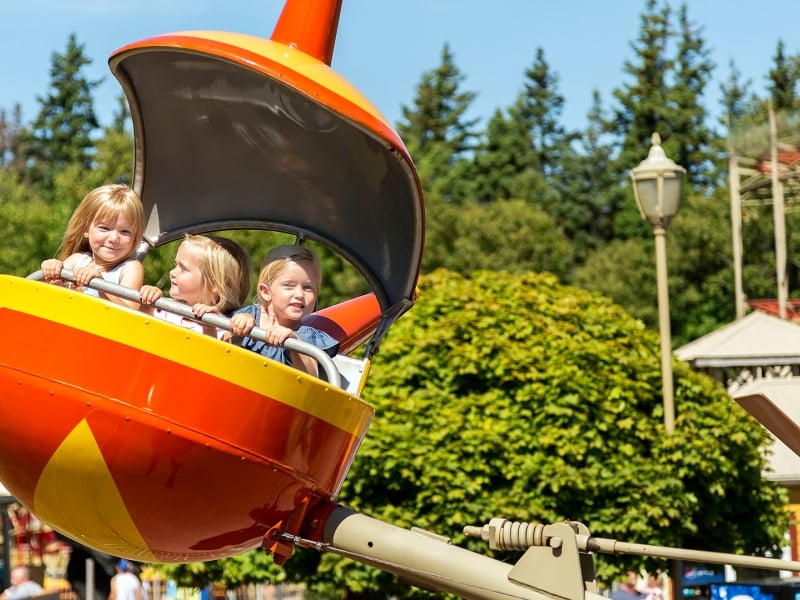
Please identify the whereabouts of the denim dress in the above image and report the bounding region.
[232,303,340,367]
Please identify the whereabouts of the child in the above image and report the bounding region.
[41,183,145,309]
[230,245,339,377]
[139,234,252,339]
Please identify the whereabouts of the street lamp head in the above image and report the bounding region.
[630,132,686,229]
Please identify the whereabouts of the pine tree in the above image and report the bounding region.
[469,48,576,215]
[469,108,536,203]
[395,43,478,202]
[90,94,135,187]
[507,48,578,218]
[560,91,624,264]
[608,2,718,232]
[0,104,24,171]
[511,48,576,178]
[20,33,102,193]
[719,60,757,128]
[611,0,672,172]
[670,3,719,188]
[767,39,800,112]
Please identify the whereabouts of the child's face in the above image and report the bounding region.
[169,242,215,305]
[88,215,136,267]
[259,261,319,327]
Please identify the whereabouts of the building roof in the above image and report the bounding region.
[735,378,800,485]
[748,299,800,320]
[674,310,800,367]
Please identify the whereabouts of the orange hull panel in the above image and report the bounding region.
[0,276,373,562]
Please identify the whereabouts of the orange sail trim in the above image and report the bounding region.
[110,32,408,158]
[270,0,342,65]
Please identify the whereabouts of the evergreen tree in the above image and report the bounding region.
[719,60,758,129]
[90,95,135,187]
[511,48,576,180]
[766,40,800,112]
[469,108,532,203]
[608,0,673,240]
[395,43,478,202]
[506,48,577,216]
[670,3,719,188]
[20,33,102,193]
[611,0,672,173]
[560,91,624,265]
[0,103,24,170]
[608,2,718,234]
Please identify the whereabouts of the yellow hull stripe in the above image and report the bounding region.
[0,276,372,434]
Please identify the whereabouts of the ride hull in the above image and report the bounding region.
[0,275,373,562]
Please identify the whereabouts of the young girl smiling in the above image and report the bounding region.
[230,244,339,376]
[41,183,145,309]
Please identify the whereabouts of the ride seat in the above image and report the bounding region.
[332,354,369,396]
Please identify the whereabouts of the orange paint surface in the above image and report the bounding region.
[0,289,373,562]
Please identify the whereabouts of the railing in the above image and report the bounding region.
[26,269,342,389]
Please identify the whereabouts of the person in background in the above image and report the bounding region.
[139,234,251,339]
[40,183,145,310]
[230,245,339,377]
[610,571,646,600]
[640,573,664,600]
[0,566,43,600]
[108,561,141,600]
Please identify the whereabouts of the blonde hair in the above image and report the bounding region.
[258,245,322,293]
[183,234,252,313]
[58,184,145,261]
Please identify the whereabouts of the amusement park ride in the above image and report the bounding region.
[1,1,800,599]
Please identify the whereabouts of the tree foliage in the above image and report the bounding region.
[0,167,63,275]
[1,2,799,595]
[422,197,573,278]
[19,33,102,192]
[302,270,787,597]
[396,43,479,202]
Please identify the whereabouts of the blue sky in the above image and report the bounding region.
[4,1,800,134]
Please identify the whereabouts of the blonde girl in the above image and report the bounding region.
[230,244,339,376]
[41,183,145,309]
[139,234,252,339]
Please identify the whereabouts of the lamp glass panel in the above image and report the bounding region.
[662,177,682,217]
[634,178,659,217]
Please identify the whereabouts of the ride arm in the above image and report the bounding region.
[464,517,800,573]
[288,504,607,600]
[27,269,342,388]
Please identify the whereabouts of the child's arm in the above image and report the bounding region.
[287,349,319,377]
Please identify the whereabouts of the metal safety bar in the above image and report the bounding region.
[464,518,800,573]
[26,269,342,388]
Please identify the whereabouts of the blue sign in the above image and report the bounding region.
[684,564,726,585]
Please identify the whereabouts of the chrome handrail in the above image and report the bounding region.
[27,269,342,388]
